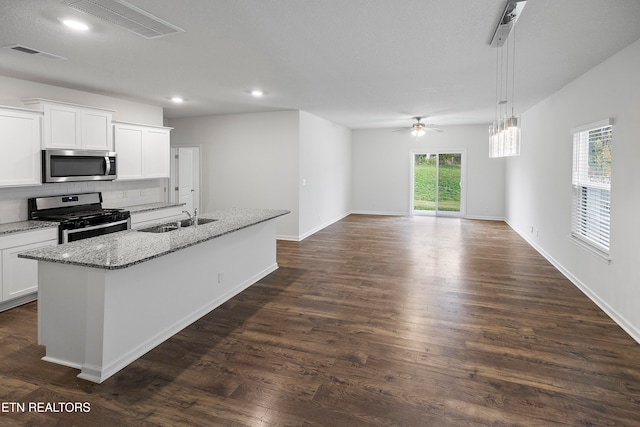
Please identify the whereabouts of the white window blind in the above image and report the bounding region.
[571,119,612,254]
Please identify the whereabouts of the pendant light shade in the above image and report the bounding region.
[489,1,525,158]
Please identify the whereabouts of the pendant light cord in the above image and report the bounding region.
[495,44,499,123]
[512,24,517,116]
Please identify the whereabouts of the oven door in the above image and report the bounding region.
[62,219,130,244]
[43,150,117,183]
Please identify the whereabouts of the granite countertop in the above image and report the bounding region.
[19,208,289,270]
[0,220,59,236]
[109,202,186,214]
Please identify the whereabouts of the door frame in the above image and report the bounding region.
[409,149,466,217]
[169,145,201,214]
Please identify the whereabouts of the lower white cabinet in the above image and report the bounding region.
[114,122,171,180]
[0,228,58,309]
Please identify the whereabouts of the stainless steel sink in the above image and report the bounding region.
[138,217,218,233]
[191,218,217,226]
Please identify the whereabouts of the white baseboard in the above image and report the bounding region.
[0,292,37,313]
[505,219,640,345]
[298,212,351,241]
[350,210,407,216]
[464,215,506,221]
[277,235,300,241]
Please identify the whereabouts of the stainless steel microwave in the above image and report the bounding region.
[42,150,117,183]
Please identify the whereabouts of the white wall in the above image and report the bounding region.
[0,75,167,224]
[505,38,640,342]
[299,111,351,239]
[168,111,300,239]
[351,125,505,219]
[0,75,163,125]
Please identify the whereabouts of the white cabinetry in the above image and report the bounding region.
[0,227,58,311]
[114,124,143,179]
[143,127,171,178]
[22,99,114,151]
[0,106,42,187]
[114,122,171,180]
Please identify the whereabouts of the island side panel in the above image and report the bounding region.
[80,219,278,383]
[38,263,106,369]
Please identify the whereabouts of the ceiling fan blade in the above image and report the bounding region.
[425,127,443,133]
[392,128,412,133]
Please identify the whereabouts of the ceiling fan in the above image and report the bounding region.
[393,117,443,137]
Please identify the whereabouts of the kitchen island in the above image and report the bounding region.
[19,208,289,383]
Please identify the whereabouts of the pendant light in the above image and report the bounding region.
[489,1,526,158]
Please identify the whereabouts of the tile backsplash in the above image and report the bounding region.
[0,179,167,223]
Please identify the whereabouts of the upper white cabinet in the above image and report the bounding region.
[114,124,144,179]
[142,127,171,178]
[114,122,171,180]
[0,106,42,187]
[22,99,114,151]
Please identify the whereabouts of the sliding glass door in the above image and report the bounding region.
[412,152,463,216]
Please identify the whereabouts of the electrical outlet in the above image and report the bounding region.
[218,272,224,283]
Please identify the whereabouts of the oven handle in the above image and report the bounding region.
[62,218,130,242]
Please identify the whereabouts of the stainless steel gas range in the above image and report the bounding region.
[28,192,130,244]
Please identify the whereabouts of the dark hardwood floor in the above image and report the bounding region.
[2,214,640,426]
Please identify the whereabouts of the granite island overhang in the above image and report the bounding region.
[19,208,290,383]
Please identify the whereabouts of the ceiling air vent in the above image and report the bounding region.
[66,0,185,39]
[3,44,67,61]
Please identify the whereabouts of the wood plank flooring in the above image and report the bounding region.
[2,214,640,426]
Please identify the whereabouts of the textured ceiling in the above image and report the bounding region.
[1,0,640,129]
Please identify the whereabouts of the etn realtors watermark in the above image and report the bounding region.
[2,401,91,413]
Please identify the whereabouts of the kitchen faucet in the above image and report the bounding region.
[182,208,198,226]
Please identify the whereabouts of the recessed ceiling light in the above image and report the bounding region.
[250,89,264,97]
[171,97,184,103]
[59,18,90,31]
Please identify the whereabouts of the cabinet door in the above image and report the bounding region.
[142,128,171,178]
[42,103,81,149]
[114,125,143,179]
[82,110,113,150]
[0,109,42,187]
[2,239,57,301]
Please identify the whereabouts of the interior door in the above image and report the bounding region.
[178,148,194,213]
[412,152,463,216]
[171,146,200,215]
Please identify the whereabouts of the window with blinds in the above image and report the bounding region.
[571,118,612,254]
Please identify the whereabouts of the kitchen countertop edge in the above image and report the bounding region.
[19,208,289,270]
[0,220,59,236]
[110,202,186,214]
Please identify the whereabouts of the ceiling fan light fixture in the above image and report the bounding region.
[411,126,426,137]
[392,117,442,136]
